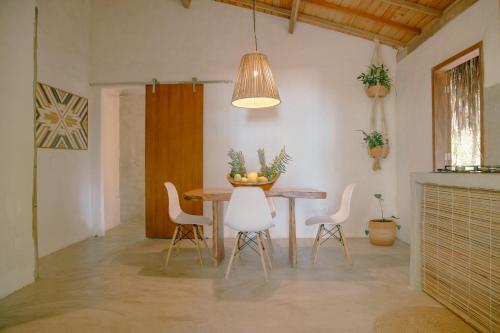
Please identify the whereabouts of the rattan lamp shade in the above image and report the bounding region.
[231,52,281,109]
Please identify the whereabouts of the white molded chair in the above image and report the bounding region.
[164,182,212,269]
[225,187,274,281]
[305,184,356,264]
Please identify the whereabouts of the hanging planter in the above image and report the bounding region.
[368,144,390,159]
[357,39,392,171]
[364,85,389,98]
[359,130,388,171]
[357,64,391,98]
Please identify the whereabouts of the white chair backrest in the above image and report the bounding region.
[225,187,273,232]
[164,182,182,221]
[333,184,356,221]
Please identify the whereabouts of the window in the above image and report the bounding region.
[432,42,483,170]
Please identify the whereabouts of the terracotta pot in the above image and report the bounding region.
[368,219,397,246]
[369,146,384,158]
[364,85,389,98]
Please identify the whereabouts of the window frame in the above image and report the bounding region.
[432,41,484,170]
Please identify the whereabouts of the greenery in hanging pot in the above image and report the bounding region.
[365,193,401,246]
[359,130,389,159]
[357,64,391,97]
[227,147,291,190]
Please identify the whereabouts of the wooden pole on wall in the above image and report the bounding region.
[32,6,40,280]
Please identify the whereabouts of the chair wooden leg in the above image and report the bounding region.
[193,225,203,266]
[235,233,243,263]
[260,232,272,270]
[256,232,269,281]
[313,224,324,264]
[338,225,352,263]
[312,224,322,258]
[197,225,215,264]
[225,232,242,279]
[174,225,183,254]
[265,229,273,254]
[165,225,179,269]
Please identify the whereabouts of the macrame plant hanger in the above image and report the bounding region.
[369,39,389,171]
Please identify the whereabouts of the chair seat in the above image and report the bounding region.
[174,212,212,226]
[226,222,274,233]
[305,214,345,226]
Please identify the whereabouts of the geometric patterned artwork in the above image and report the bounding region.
[35,82,88,149]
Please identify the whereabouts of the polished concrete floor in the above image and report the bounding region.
[0,222,473,332]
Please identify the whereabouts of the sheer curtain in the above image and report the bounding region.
[447,56,481,166]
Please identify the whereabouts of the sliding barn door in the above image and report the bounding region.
[145,84,203,238]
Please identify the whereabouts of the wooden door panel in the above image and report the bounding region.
[145,84,203,238]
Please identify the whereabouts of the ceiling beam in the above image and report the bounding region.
[181,0,191,8]
[289,0,301,33]
[215,0,404,48]
[397,0,478,61]
[304,0,421,34]
[381,0,442,17]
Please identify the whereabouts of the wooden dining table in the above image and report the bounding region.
[183,187,327,267]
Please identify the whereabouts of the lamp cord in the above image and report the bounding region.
[253,0,258,51]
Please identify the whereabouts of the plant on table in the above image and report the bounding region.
[228,148,247,180]
[228,147,291,184]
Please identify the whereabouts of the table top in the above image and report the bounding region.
[184,187,327,201]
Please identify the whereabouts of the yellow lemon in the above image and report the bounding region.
[241,177,248,183]
[247,172,258,182]
[234,174,242,182]
[257,176,268,182]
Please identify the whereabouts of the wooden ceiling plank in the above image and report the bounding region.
[382,0,442,17]
[298,13,404,48]
[181,0,191,8]
[289,0,301,33]
[215,0,290,18]
[215,0,404,48]
[397,0,478,61]
[303,0,421,34]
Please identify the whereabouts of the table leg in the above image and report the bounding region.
[212,201,225,265]
[288,198,297,267]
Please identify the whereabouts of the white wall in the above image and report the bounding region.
[101,89,121,231]
[395,0,500,242]
[0,0,36,298]
[36,0,98,256]
[90,0,399,238]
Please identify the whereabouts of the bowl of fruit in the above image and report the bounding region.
[227,172,279,191]
[227,147,291,191]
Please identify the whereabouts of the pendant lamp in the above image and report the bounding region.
[231,0,281,109]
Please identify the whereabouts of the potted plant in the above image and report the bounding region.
[359,130,389,159]
[357,64,391,98]
[366,194,400,246]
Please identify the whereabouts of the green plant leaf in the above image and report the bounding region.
[268,147,292,180]
[359,130,385,149]
[374,193,382,199]
[357,64,391,88]
[228,148,247,176]
[364,230,369,235]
